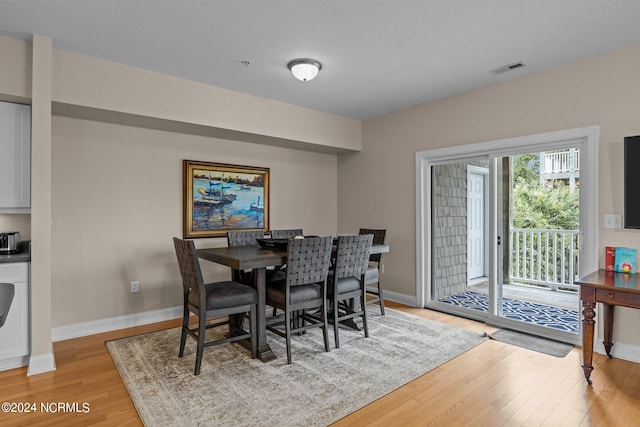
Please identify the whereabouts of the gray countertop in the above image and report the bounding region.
[0,251,31,263]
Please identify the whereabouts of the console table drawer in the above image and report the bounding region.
[596,289,639,307]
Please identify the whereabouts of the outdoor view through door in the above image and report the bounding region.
[430,148,581,342]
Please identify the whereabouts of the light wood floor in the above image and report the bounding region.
[1,301,639,426]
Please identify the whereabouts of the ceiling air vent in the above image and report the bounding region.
[490,61,527,75]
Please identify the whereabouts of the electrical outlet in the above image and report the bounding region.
[130,281,139,293]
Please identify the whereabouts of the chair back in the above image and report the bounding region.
[359,228,386,263]
[285,236,332,287]
[0,282,15,328]
[227,230,264,247]
[173,237,204,301]
[334,234,374,280]
[271,228,303,239]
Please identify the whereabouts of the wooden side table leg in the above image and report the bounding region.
[603,303,614,358]
[581,301,596,385]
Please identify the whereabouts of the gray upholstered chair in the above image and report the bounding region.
[173,237,258,375]
[359,228,387,315]
[270,228,303,239]
[328,234,373,348]
[227,230,264,285]
[266,236,332,364]
[0,283,15,328]
[267,229,303,285]
[227,230,264,247]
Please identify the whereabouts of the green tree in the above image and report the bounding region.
[512,153,579,230]
[512,152,539,184]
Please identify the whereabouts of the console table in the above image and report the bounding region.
[575,269,640,385]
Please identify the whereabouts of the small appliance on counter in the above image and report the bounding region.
[0,231,28,255]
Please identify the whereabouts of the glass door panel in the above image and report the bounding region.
[429,159,490,318]
[493,149,580,341]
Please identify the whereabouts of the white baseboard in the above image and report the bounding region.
[594,340,640,363]
[52,306,182,342]
[51,293,418,343]
[375,288,417,307]
[0,355,29,371]
[27,351,56,375]
[49,295,640,364]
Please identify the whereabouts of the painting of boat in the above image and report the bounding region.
[250,196,264,212]
[196,181,237,205]
[184,160,270,238]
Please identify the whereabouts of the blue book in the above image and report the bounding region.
[614,247,637,274]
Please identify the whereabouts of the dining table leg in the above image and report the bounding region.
[253,266,276,362]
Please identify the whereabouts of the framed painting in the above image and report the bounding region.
[183,160,270,238]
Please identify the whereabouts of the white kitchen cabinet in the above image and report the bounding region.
[0,262,30,370]
[0,101,31,213]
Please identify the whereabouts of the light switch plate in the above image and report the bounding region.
[604,214,621,229]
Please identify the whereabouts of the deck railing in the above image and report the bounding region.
[541,149,580,175]
[509,228,579,291]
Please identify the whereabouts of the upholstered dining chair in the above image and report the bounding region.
[173,237,258,375]
[0,282,15,328]
[270,228,303,239]
[265,236,332,364]
[267,229,303,284]
[328,234,374,348]
[359,228,387,315]
[227,230,264,247]
[227,230,264,285]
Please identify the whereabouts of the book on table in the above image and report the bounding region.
[605,246,637,274]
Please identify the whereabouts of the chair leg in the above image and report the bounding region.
[333,294,340,349]
[322,300,330,353]
[285,310,292,364]
[377,281,385,315]
[194,313,207,375]
[361,292,369,338]
[179,302,189,358]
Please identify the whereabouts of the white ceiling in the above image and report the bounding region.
[1,0,640,120]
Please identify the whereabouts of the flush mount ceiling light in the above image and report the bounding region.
[287,58,322,81]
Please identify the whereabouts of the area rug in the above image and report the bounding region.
[489,328,574,357]
[439,291,579,333]
[107,308,485,427]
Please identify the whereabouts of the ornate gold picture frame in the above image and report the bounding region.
[183,160,270,238]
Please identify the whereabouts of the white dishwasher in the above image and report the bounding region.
[0,262,30,370]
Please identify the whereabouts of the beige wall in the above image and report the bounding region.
[51,116,337,326]
[52,49,360,152]
[30,35,54,367]
[0,34,352,369]
[3,31,640,356]
[0,36,31,102]
[339,43,640,348]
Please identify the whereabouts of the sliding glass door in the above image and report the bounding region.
[417,127,599,345]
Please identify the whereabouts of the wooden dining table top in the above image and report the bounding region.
[197,245,287,270]
[197,242,389,270]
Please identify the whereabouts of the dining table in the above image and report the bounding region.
[197,240,390,362]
